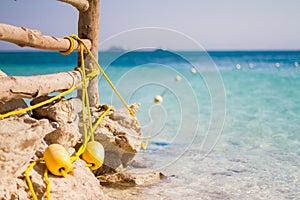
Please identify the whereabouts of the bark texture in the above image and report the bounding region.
[0,23,91,51]
[58,0,89,11]
[0,71,82,103]
[78,0,100,107]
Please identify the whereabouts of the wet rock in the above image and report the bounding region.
[98,169,165,187]
[0,70,6,77]
[82,103,142,175]
[0,115,54,199]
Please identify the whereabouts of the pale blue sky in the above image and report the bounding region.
[1,0,300,50]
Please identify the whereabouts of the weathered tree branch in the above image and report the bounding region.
[57,0,89,12]
[0,71,82,103]
[0,23,91,51]
[78,0,100,107]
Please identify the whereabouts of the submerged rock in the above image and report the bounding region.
[98,169,165,187]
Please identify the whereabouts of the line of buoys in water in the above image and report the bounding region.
[235,64,241,70]
[154,74,183,104]
[233,62,300,69]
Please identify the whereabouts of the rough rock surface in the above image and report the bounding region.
[0,95,161,200]
[98,170,165,187]
[26,159,114,200]
[0,70,27,113]
[31,96,75,124]
[0,115,54,199]
[84,103,142,175]
[0,99,28,114]
[31,97,82,149]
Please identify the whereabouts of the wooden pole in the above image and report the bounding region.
[57,0,89,12]
[0,71,82,103]
[0,23,91,51]
[78,0,100,107]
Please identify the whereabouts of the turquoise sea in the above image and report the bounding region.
[1,51,300,199]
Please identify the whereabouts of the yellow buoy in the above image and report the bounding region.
[191,68,197,74]
[44,144,72,177]
[175,75,182,81]
[154,95,163,104]
[82,141,105,170]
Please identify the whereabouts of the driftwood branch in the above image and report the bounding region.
[57,0,89,12]
[0,71,82,103]
[0,23,91,51]
[78,0,100,107]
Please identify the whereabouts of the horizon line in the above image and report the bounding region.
[0,49,300,53]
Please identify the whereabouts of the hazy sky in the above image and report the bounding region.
[1,0,300,50]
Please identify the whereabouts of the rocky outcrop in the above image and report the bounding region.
[31,97,82,149]
[0,115,54,199]
[0,94,163,200]
[26,159,114,200]
[83,103,142,175]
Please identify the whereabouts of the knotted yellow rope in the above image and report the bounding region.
[60,36,76,55]
[18,34,145,199]
[24,35,113,200]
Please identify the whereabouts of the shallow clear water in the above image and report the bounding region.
[0,51,299,199]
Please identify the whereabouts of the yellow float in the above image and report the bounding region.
[154,95,163,104]
[82,141,105,170]
[44,144,72,177]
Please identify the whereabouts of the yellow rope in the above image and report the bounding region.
[21,34,143,200]
[1,35,139,126]
[69,35,140,126]
[141,114,154,150]
[44,168,51,200]
[141,128,152,150]
[81,65,94,142]
[60,36,76,55]
[96,175,104,179]
[60,169,68,178]
[85,163,93,168]
[70,43,91,163]
[91,105,114,134]
[0,83,81,119]
[70,105,113,163]
[25,158,44,200]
